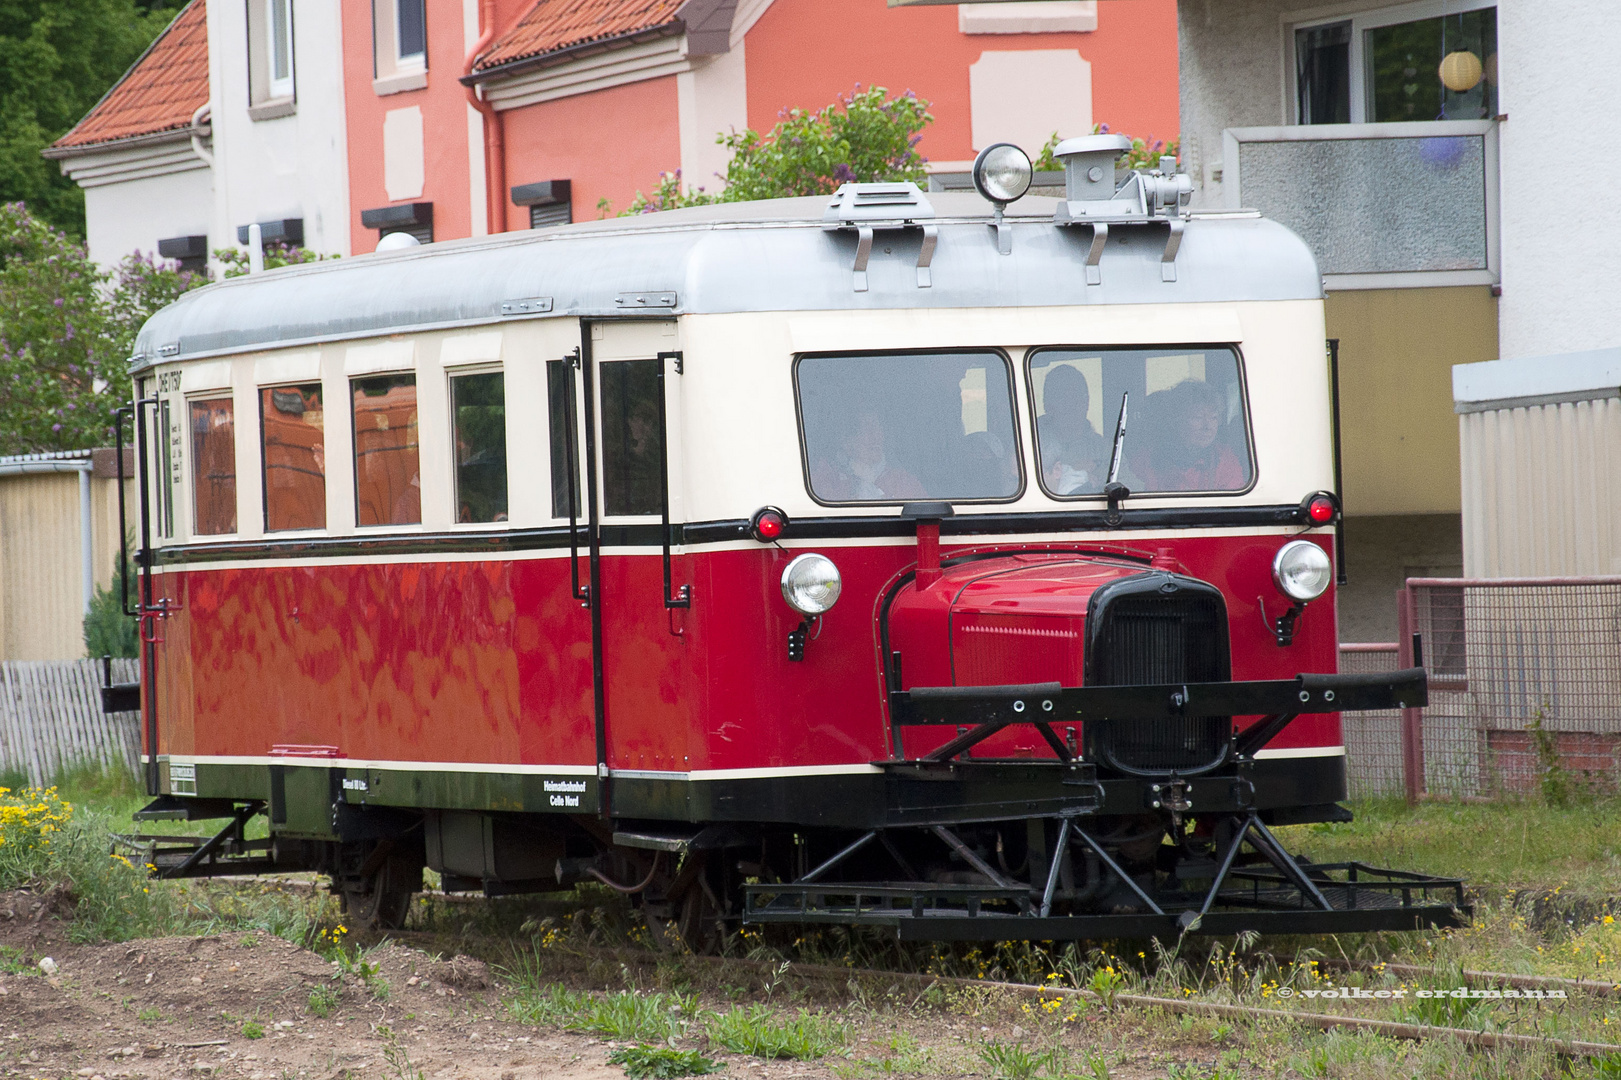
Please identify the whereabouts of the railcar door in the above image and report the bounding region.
[137,372,189,796]
[581,320,692,812]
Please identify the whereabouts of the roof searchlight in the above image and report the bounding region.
[972,142,1033,255]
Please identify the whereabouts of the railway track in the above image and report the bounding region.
[369,926,1621,1062]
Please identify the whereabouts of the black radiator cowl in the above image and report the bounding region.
[1083,572,1231,774]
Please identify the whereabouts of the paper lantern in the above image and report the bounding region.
[1439,50,1484,92]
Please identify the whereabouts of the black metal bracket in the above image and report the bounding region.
[1261,595,1307,646]
[656,351,691,610]
[100,655,140,714]
[787,617,818,662]
[1104,481,1130,527]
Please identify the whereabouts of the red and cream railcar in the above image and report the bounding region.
[121,137,1462,941]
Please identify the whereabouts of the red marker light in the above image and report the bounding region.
[1307,495,1336,524]
[750,507,788,542]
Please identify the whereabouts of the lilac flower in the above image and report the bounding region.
[51,424,61,432]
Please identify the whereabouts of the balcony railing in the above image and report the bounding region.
[1222,120,1498,290]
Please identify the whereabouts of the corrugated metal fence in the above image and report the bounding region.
[1341,577,1621,800]
[0,659,140,787]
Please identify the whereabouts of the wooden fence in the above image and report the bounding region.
[0,659,140,788]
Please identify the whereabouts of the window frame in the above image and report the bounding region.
[247,0,296,112]
[792,347,1026,509]
[1023,343,1259,501]
[1287,0,1496,125]
[186,392,239,538]
[446,363,509,529]
[371,0,427,94]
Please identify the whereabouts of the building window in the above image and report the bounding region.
[511,180,572,229]
[352,374,421,527]
[248,0,296,114]
[261,384,325,532]
[1292,2,1496,124]
[373,0,427,94]
[190,398,237,536]
[451,371,507,523]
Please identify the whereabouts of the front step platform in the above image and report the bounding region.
[114,801,272,879]
[743,861,1469,941]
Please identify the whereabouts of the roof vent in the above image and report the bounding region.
[822,182,937,292]
[1052,135,1194,284]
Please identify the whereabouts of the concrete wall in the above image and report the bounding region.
[1495,2,1621,361]
[1336,514,1462,642]
[0,472,134,662]
[207,0,352,260]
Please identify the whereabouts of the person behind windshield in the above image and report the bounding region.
[1037,365,1110,495]
[1139,379,1246,491]
[811,409,925,501]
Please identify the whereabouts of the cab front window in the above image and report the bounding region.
[796,350,1022,505]
[1028,346,1254,497]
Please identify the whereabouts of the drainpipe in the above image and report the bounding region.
[464,0,506,234]
[0,457,97,614]
[188,103,213,168]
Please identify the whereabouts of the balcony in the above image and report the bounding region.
[1221,120,1498,290]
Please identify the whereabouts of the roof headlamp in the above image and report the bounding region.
[972,143,1033,206]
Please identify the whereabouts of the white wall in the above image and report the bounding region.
[1494,3,1621,361]
[62,141,214,269]
[207,0,352,263]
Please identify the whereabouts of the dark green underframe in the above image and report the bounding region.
[158,755,1347,839]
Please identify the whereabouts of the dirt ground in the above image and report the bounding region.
[0,888,1213,1080]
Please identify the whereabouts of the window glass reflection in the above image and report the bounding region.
[190,398,236,535]
[261,383,325,531]
[352,375,420,526]
[452,371,507,523]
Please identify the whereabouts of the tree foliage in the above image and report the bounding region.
[620,85,932,214]
[0,0,184,235]
[0,201,205,454]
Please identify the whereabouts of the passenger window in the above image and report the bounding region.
[351,374,420,526]
[260,383,326,531]
[1028,347,1253,497]
[547,359,582,519]
[599,359,662,517]
[796,351,1022,504]
[189,397,236,535]
[451,371,507,523]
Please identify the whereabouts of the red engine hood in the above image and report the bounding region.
[887,553,1150,691]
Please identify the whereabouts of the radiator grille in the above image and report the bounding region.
[1088,586,1230,772]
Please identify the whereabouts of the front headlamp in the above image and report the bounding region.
[780,553,842,616]
[1273,540,1333,603]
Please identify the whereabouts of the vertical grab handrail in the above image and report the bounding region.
[131,391,160,795]
[655,351,691,609]
[562,348,589,604]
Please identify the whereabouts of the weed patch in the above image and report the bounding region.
[606,1046,722,1078]
[706,1004,848,1060]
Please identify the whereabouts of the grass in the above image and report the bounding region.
[1277,796,1621,894]
[508,982,701,1044]
[706,1004,849,1060]
[307,983,341,1018]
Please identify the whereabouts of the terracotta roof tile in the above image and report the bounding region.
[474,0,684,73]
[52,0,209,151]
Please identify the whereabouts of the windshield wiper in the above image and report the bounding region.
[1104,391,1130,526]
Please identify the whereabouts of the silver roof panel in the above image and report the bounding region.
[131,194,1321,369]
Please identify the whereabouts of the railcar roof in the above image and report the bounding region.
[131,193,1322,370]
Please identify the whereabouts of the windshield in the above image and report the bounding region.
[797,351,1022,504]
[1029,347,1254,496]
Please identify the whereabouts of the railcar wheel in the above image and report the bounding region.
[645,855,725,955]
[335,845,423,931]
